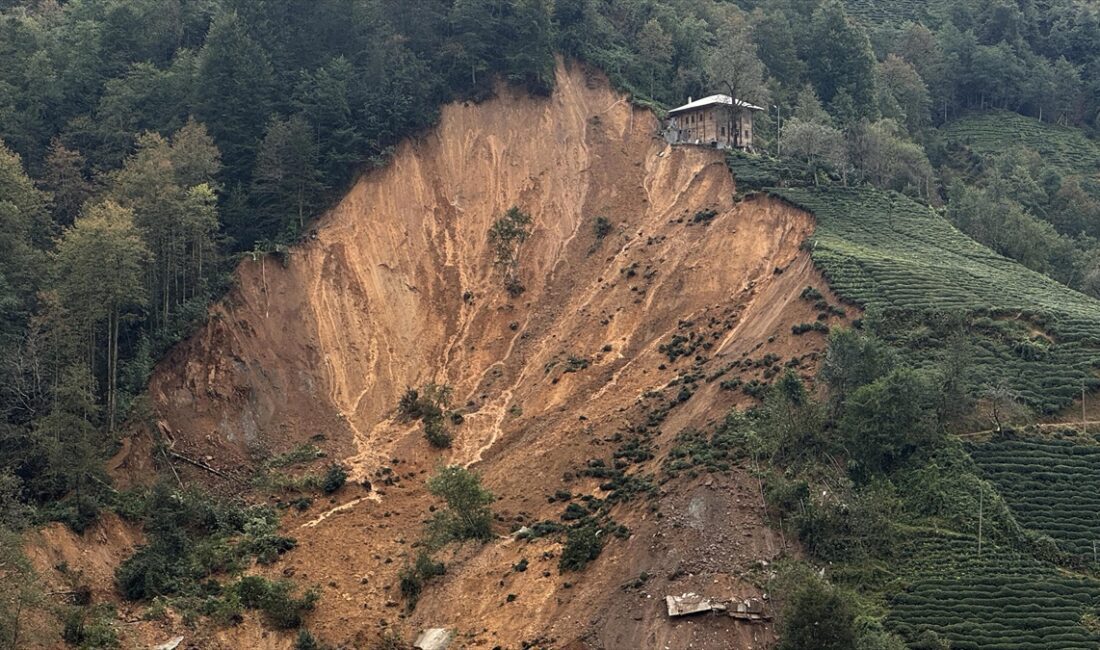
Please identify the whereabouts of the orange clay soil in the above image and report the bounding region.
[37,61,854,650]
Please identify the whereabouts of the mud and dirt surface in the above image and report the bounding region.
[53,61,852,649]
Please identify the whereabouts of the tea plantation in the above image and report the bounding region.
[969,436,1100,559]
[770,186,1100,413]
[887,532,1100,648]
[941,111,1100,175]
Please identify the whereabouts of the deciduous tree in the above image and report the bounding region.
[427,465,494,543]
[54,201,149,431]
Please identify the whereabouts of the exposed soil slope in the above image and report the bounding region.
[107,62,849,649]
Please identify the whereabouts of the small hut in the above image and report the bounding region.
[665,94,764,151]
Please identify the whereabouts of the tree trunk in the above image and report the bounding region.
[163,254,171,329]
[298,184,305,232]
[107,308,118,433]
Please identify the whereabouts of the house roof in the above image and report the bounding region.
[668,94,765,115]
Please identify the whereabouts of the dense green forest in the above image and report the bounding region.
[4,0,1100,647]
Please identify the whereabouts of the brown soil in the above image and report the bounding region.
[74,61,853,649]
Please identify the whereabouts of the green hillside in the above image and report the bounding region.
[755,182,1100,646]
[772,186,1100,413]
[942,111,1100,176]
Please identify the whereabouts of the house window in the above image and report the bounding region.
[720,127,726,137]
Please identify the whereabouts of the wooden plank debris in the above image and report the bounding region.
[664,594,772,621]
[414,628,453,650]
[152,637,184,650]
[730,597,771,621]
[665,593,728,617]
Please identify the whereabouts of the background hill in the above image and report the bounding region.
[4,1,1100,649]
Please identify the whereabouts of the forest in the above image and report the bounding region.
[3,0,1100,647]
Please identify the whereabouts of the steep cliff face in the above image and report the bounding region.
[108,61,849,648]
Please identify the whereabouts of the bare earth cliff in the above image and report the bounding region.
[73,62,849,649]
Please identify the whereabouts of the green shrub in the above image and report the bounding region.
[295,629,324,650]
[399,550,446,609]
[237,517,297,565]
[840,368,940,478]
[693,208,718,223]
[516,520,564,540]
[794,487,898,563]
[230,576,318,629]
[115,544,178,601]
[779,576,857,650]
[61,605,119,649]
[792,321,829,335]
[561,503,588,521]
[819,328,895,407]
[564,356,589,373]
[594,216,612,240]
[43,494,101,534]
[399,384,456,448]
[427,466,494,543]
[854,617,907,650]
[764,475,810,515]
[488,207,532,294]
[397,387,422,418]
[800,286,824,301]
[559,522,604,572]
[115,484,297,601]
[424,416,452,448]
[266,445,325,469]
[320,464,347,494]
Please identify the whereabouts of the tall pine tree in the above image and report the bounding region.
[194,11,272,244]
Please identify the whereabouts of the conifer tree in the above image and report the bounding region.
[806,1,877,119]
[252,115,324,239]
[194,12,273,201]
[42,139,93,227]
[0,142,49,350]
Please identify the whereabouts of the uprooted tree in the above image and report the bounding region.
[398,383,456,448]
[488,206,532,296]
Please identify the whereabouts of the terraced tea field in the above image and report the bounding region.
[969,436,1100,559]
[942,111,1100,176]
[770,186,1100,413]
[888,532,1100,648]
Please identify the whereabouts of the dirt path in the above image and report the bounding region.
[957,420,1100,440]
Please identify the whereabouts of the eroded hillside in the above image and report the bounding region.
[103,62,849,649]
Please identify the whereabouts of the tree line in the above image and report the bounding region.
[0,0,563,535]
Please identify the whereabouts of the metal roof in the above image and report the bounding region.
[668,94,764,115]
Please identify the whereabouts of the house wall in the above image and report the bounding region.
[671,106,755,150]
